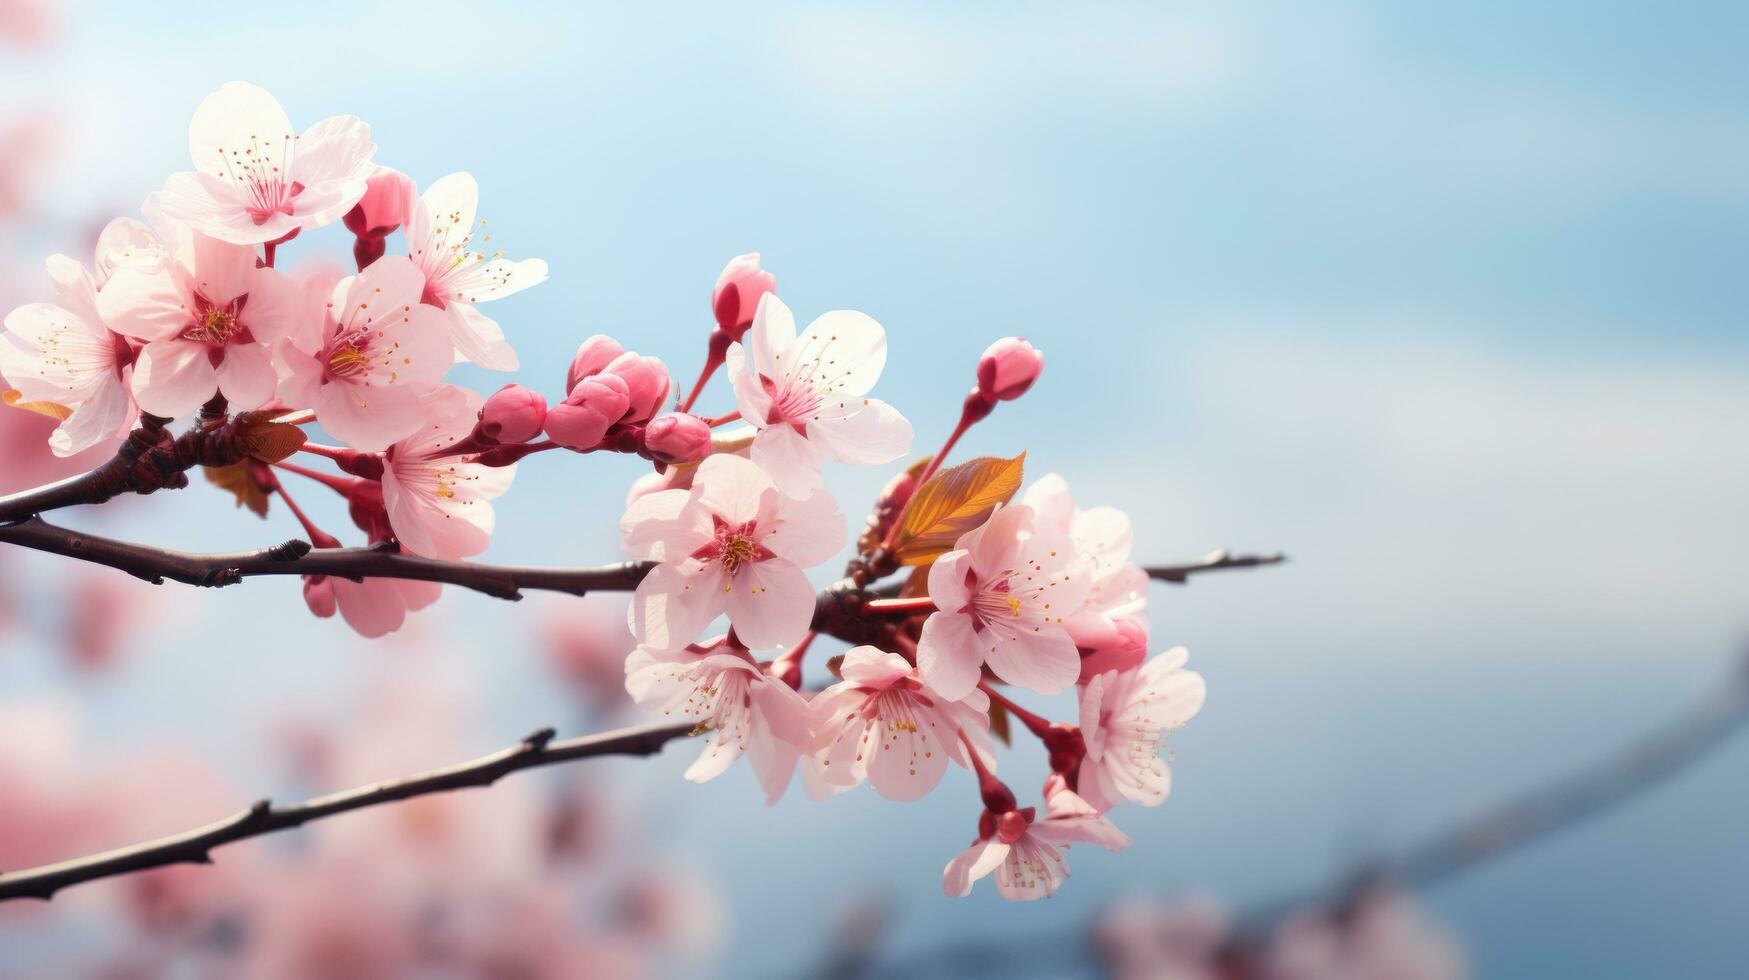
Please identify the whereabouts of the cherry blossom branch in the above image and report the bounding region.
[0,516,651,601]
[1145,550,1288,583]
[0,412,255,524]
[0,721,695,902]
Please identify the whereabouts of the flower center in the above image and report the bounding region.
[184,305,242,346]
[691,516,774,577]
[326,342,370,379]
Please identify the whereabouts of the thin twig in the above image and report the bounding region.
[1146,550,1288,583]
[0,722,695,902]
[0,516,651,601]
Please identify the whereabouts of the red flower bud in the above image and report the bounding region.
[477,384,548,445]
[565,335,626,396]
[642,412,712,465]
[546,374,631,451]
[711,252,776,341]
[976,337,1044,402]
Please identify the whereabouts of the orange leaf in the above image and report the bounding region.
[3,389,73,421]
[889,452,1025,565]
[234,412,307,463]
[203,462,271,518]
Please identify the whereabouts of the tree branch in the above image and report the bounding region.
[0,516,652,601]
[0,721,696,902]
[1146,550,1287,583]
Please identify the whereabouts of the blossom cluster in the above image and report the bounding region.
[0,82,1207,901]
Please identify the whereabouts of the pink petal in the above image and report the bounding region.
[916,611,985,701]
[131,339,218,418]
[723,559,814,651]
[982,622,1080,696]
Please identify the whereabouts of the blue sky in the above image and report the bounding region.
[3,3,1748,976]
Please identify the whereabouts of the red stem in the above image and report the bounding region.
[272,460,365,497]
[706,409,741,428]
[677,351,724,414]
[266,473,340,549]
[980,683,1055,739]
[880,409,976,552]
[263,242,277,268]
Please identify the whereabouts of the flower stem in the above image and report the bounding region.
[264,471,340,549]
[879,408,977,552]
[272,459,365,498]
[706,409,741,428]
[677,351,724,414]
[980,683,1055,740]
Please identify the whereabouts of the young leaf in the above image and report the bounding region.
[889,452,1025,565]
[234,412,307,463]
[3,389,73,421]
[204,462,271,518]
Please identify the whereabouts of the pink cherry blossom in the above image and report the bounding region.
[725,293,913,492]
[943,778,1130,902]
[344,166,417,239]
[405,172,548,370]
[1266,888,1468,980]
[1,252,137,456]
[808,645,996,802]
[274,255,453,451]
[303,572,441,639]
[711,251,776,342]
[916,503,1091,700]
[1077,647,1206,811]
[624,641,813,800]
[622,453,844,651]
[157,81,376,246]
[98,228,303,418]
[380,385,517,561]
[1021,474,1150,656]
[546,335,670,450]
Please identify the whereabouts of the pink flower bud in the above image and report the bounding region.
[606,351,671,425]
[643,413,712,464]
[976,337,1044,402]
[477,384,548,445]
[1077,618,1149,682]
[545,374,631,451]
[342,167,417,238]
[565,335,626,396]
[711,252,777,341]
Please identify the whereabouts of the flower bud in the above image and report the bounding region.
[712,252,777,341]
[342,167,417,238]
[545,374,631,451]
[565,335,626,396]
[477,384,548,445]
[642,412,712,465]
[976,337,1044,402]
[607,351,671,425]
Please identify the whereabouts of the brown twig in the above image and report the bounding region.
[0,516,652,602]
[0,722,695,902]
[1146,550,1287,583]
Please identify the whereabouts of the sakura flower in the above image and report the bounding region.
[1022,474,1150,655]
[157,81,375,245]
[622,453,844,651]
[303,573,441,639]
[405,172,548,370]
[809,646,996,801]
[1077,647,1206,811]
[98,228,303,418]
[725,293,912,492]
[916,503,1091,700]
[1,249,138,456]
[943,778,1130,902]
[380,385,517,561]
[712,251,776,342]
[625,641,813,800]
[274,255,453,451]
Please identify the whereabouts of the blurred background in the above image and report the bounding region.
[2,1,1747,977]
